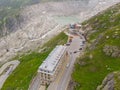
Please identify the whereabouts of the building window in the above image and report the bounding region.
[41,73,43,77]
[48,75,50,79]
[48,76,51,80]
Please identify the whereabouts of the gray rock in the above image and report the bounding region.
[97,73,114,90]
[79,61,87,66]
[103,45,120,58]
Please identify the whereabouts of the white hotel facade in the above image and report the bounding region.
[38,45,68,85]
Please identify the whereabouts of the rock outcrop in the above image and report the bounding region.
[97,72,120,90]
[0,0,120,64]
[97,73,114,90]
[103,45,120,58]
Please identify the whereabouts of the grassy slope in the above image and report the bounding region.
[114,72,120,89]
[2,32,68,90]
[72,3,120,90]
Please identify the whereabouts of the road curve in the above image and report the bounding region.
[0,60,20,89]
[48,32,85,90]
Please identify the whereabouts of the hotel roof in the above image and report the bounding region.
[38,45,67,75]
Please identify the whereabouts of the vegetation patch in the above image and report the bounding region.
[72,3,120,90]
[2,32,68,90]
[114,72,120,90]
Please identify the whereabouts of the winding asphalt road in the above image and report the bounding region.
[0,60,20,89]
[48,32,85,90]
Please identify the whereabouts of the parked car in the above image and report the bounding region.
[66,43,70,46]
[74,51,77,53]
[80,44,84,46]
[66,63,70,68]
[79,48,82,50]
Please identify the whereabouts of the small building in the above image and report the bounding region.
[38,45,68,85]
[69,23,82,29]
[68,23,82,34]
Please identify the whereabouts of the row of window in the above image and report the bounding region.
[40,73,51,79]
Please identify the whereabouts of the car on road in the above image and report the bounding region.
[66,63,70,68]
[79,48,82,50]
[82,41,86,44]
[74,51,77,53]
[80,44,84,46]
[66,43,70,46]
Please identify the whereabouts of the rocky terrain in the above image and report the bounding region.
[0,0,120,64]
[103,45,120,58]
[97,73,114,90]
[97,71,120,90]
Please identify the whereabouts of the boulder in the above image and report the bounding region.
[103,45,120,58]
[97,73,114,90]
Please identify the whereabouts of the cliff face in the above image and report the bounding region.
[0,0,120,63]
[0,0,42,37]
[0,0,91,37]
[0,0,90,37]
[0,0,90,63]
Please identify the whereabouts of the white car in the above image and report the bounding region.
[66,63,70,68]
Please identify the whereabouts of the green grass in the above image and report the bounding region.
[2,32,68,90]
[114,72,120,90]
[72,3,120,90]
[72,50,120,90]
[83,3,120,41]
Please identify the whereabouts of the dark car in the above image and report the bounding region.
[66,43,70,46]
[79,48,82,50]
[74,51,77,53]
